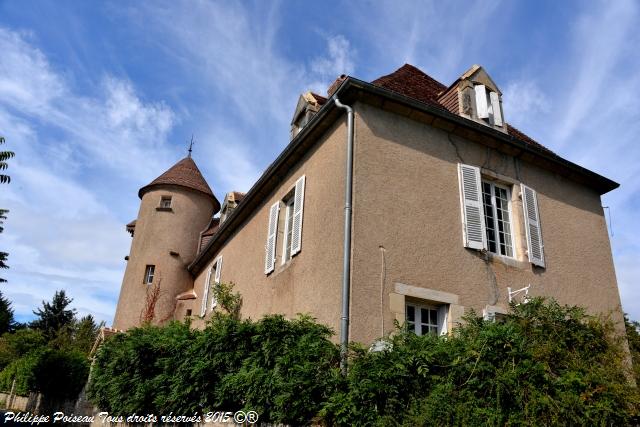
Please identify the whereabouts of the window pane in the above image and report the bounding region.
[429,309,438,325]
[482,182,497,253]
[421,308,429,324]
[421,325,429,336]
[407,305,415,322]
[408,321,415,333]
[430,326,438,335]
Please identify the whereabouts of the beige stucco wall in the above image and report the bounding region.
[184,120,348,334]
[113,186,214,330]
[348,102,623,344]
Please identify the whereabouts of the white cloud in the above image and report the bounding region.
[502,80,550,128]
[0,27,178,323]
[553,0,638,147]
[311,35,356,79]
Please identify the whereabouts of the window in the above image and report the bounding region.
[143,265,155,285]
[265,175,306,274]
[160,196,172,208]
[474,84,503,126]
[281,195,295,264]
[458,163,545,267]
[200,256,222,317]
[481,181,514,257]
[186,309,192,317]
[406,302,448,336]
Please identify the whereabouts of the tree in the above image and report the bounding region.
[0,291,16,334]
[74,314,102,355]
[0,136,13,184]
[625,314,640,384]
[30,290,76,340]
[0,136,13,283]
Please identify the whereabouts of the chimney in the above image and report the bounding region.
[327,74,347,97]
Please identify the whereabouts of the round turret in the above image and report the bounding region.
[113,157,219,330]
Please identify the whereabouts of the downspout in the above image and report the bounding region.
[334,97,354,375]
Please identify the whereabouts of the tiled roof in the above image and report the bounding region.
[202,218,220,237]
[138,157,217,204]
[371,64,553,154]
[372,64,447,109]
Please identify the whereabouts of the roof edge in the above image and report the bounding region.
[188,77,619,275]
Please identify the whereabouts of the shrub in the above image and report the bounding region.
[88,298,639,425]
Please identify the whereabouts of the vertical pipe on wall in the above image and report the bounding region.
[334,97,354,375]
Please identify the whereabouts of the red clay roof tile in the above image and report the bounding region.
[371,64,554,155]
[138,157,220,211]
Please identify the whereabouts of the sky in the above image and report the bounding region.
[0,0,638,324]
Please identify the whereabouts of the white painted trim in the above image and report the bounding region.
[394,283,459,305]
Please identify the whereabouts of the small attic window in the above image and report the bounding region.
[474,84,503,127]
[156,196,173,211]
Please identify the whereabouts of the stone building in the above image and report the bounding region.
[112,64,623,345]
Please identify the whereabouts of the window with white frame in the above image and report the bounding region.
[200,256,222,317]
[406,302,448,336]
[458,163,545,268]
[143,265,155,285]
[265,175,306,274]
[481,181,514,257]
[281,195,295,264]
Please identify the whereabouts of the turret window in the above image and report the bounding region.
[160,196,172,208]
[144,265,155,284]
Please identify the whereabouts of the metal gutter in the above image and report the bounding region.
[189,76,619,275]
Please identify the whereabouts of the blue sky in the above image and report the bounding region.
[0,0,638,324]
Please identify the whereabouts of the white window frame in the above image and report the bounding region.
[143,265,155,285]
[481,180,515,258]
[281,195,295,265]
[405,302,448,336]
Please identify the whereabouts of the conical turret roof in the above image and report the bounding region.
[138,157,220,212]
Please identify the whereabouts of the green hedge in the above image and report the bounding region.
[0,348,89,400]
[88,299,639,426]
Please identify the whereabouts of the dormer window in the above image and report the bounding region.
[474,84,503,127]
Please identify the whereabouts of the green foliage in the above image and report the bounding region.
[212,281,243,319]
[0,347,89,399]
[0,328,46,370]
[0,135,13,282]
[0,351,40,395]
[0,290,96,401]
[323,299,638,426]
[30,348,90,400]
[625,314,640,384]
[88,298,638,425]
[0,136,13,184]
[89,314,339,424]
[0,291,16,334]
[218,315,339,424]
[30,290,76,340]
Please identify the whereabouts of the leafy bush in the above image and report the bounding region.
[0,351,40,395]
[31,348,89,400]
[323,299,638,426]
[0,347,89,400]
[88,298,639,425]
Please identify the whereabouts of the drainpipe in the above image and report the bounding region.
[334,97,354,375]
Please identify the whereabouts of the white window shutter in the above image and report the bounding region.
[211,256,222,311]
[437,305,449,336]
[264,202,280,274]
[474,85,489,119]
[521,184,545,267]
[290,175,306,256]
[489,91,503,126]
[458,164,487,250]
[200,266,212,317]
